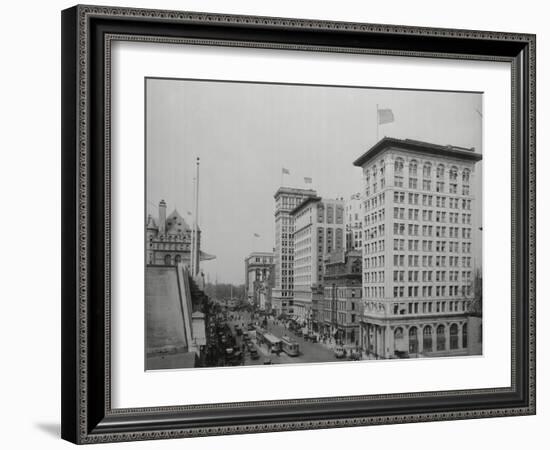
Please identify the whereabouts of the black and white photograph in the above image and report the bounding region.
[144,78,483,370]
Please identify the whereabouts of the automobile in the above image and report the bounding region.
[247,341,255,350]
[295,328,303,337]
[334,347,347,359]
[250,349,259,360]
[309,335,318,343]
[263,357,272,365]
[247,324,255,331]
[242,332,250,341]
[348,349,362,361]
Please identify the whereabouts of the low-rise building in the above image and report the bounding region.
[320,250,363,346]
[244,252,275,311]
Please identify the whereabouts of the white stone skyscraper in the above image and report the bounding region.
[353,138,482,358]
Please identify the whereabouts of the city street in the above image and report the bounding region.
[225,310,337,366]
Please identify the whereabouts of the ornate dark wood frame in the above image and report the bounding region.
[61,4,536,444]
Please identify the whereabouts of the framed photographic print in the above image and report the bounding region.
[61,4,536,444]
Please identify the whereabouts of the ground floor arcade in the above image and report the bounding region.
[360,317,471,359]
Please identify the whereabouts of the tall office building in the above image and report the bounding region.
[291,196,345,324]
[353,138,482,358]
[345,192,364,251]
[272,187,317,316]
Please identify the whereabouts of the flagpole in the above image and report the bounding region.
[376,103,379,142]
[193,157,200,277]
[190,176,195,275]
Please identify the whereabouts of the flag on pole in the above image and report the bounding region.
[377,108,395,125]
[304,177,312,184]
[253,233,260,238]
[282,167,290,175]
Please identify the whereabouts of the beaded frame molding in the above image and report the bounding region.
[61,4,536,444]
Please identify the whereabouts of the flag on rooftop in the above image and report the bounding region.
[377,108,394,125]
[282,167,290,175]
[304,177,312,184]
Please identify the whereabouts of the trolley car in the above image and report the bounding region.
[281,336,300,356]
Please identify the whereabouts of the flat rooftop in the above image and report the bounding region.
[273,187,317,199]
[353,137,482,167]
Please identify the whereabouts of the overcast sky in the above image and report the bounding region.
[146,78,482,284]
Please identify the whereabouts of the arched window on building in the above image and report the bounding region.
[394,157,404,175]
[164,254,172,265]
[436,164,445,179]
[174,254,181,264]
[423,162,432,178]
[372,165,377,179]
[409,326,418,354]
[436,324,446,351]
[450,323,459,349]
[394,327,404,355]
[409,160,418,177]
[463,168,471,183]
[450,166,458,181]
[423,325,433,353]
[462,323,468,349]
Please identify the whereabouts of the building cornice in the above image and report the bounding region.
[353,137,483,167]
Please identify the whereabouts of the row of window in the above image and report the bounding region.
[364,192,385,212]
[364,286,385,298]
[364,255,385,269]
[392,178,470,195]
[365,240,385,254]
[365,208,386,225]
[393,224,473,238]
[393,209,472,224]
[365,224,386,240]
[392,239,472,253]
[393,254,473,268]
[368,159,471,181]
[393,270,472,282]
[394,203,472,217]
[364,271,385,283]
[393,285,472,298]
[366,176,471,196]
[150,243,189,251]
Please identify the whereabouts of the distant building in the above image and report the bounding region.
[345,192,364,251]
[353,137,482,358]
[291,196,345,326]
[272,187,318,316]
[244,252,275,311]
[146,199,214,268]
[321,250,362,346]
